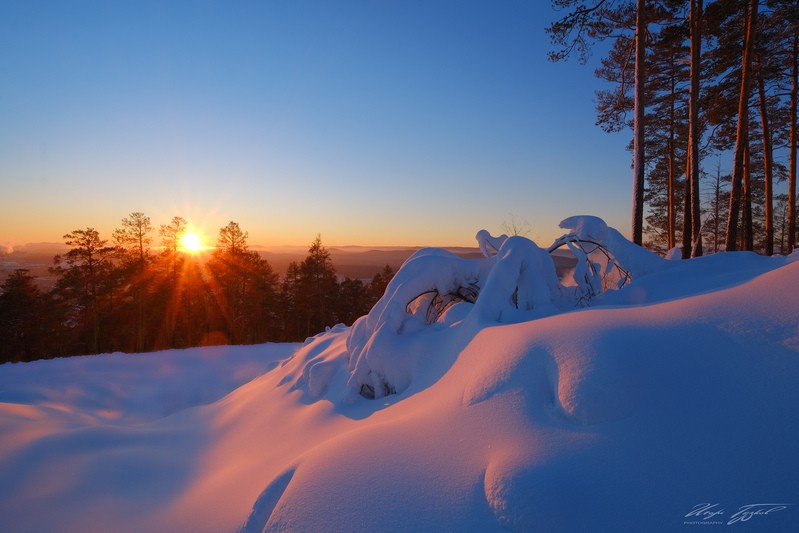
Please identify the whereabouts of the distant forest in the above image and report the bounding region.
[0,212,394,364]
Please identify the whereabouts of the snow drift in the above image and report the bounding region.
[1,216,798,532]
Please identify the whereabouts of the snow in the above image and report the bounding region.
[1,216,798,532]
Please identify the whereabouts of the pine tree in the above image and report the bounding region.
[296,236,339,338]
[280,261,302,341]
[113,212,153,351]
[209,221,279,344]
[51,228,116,355]
[685,0,704,257]
[547,0,649,244]
[764,0,799,253]
[369,264,395,304]
[632,0,647,245]
[702,159,731,253]
[336,278,370,326]
[159,216,187,280]
[0,270,46,363]
[790,25,798,252]
[155,216,188,348]
[726,0,759,251]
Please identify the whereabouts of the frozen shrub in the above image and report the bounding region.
[340,216,667,399]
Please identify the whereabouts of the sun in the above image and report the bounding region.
[180,231,204,254]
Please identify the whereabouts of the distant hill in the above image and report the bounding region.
[257,246,576,281]
[0,243,68,290]
[2,242,577,289]
[256,247,461,280]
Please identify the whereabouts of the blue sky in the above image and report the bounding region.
[1,0,632,248]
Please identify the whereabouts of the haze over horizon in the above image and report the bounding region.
[2,1,632,250]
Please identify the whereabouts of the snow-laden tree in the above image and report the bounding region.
[343,216,666,399]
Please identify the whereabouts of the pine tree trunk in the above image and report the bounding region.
[714,162,722,253]
[683,155,693,258]
[668,71,676,250]
[632,0,646,246]
[743,139,754,251]
[689,0,703,257]
[726,0,758,251]
[757,68,774,255]
[789,28,798,253]
[137,242,146,352]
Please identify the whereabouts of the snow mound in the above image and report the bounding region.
[258,258,799,532]
[300,216,670,400]
[1,216,798,532]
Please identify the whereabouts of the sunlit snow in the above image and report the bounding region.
[1,216,798,532]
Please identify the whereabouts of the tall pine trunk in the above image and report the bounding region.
[757,67,774,255]
[789,28,798,253]
[668,67,676,250]
[683,156,693,257]
[632,0,646,245]
[726,0,758,251]
[742,139,754,251]
[688,0,703,257]
[714,161,722,253]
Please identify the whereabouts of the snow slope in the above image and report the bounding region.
[1,235,798,531]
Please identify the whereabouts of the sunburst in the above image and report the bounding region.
[180,231,204,253]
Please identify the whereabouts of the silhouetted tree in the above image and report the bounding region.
[208,221,279,344]
[154,216,188,347]
[280,261,303,341]
[50,227,116,355]
[368,264,395,303]
[159,216,187,280]
[113,211,153,351]
[0,270,47,363]
[278,236,339,340]
[296,236,339,338]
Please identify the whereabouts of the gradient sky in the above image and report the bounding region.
[1,0,633,249]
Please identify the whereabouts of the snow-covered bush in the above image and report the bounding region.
[339,216,667,399]
[345,248,495,398]
[470,236,561,322]
[552,215,665,280]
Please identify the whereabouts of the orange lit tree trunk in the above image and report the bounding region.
[668,68,676,250]
[632,0,647,246]
[689,0,703,257]
[757,66,774,255]
[742,140,754,251]
[726,0,758,251]
[789,28,798,253]
[684,0,703,258]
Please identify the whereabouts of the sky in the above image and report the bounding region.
[0,0,633,249]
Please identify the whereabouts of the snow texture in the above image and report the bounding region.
[1,215,798,532]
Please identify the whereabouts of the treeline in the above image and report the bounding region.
[548,0,798,255]
[0,212,393,364]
